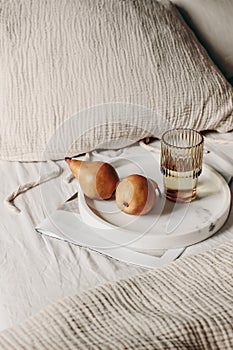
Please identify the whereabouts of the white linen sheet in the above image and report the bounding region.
[0,134,232,331]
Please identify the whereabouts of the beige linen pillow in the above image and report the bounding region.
[0,0,233,161]
[172,0,233,80]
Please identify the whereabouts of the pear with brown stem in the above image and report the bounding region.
[116,174,158,215]
[65,158,119,200]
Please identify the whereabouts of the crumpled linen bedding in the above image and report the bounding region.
[0,156,144,332]
[0,239,233,350]
[0,135,232,332]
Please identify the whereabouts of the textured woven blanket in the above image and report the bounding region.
[0,241,233,349]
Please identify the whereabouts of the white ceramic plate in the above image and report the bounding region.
[78,152,231,252]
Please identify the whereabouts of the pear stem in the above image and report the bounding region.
[157,186,162,198]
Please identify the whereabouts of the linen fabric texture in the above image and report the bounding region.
[172,0,233,80]
[0,240,233,349]
[0,0,233,160]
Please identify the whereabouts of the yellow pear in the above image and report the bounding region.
[116,174,157,215]
[65,158,119,200]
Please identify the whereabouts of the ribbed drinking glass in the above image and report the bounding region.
[160,129,204,202]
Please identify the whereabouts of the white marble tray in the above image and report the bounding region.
[78,152,231,252]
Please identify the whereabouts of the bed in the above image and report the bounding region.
[0,133,232,333]
[0,139,232,348]
[0,0,233,348]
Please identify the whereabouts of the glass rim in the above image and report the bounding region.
[161,128,204,149]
